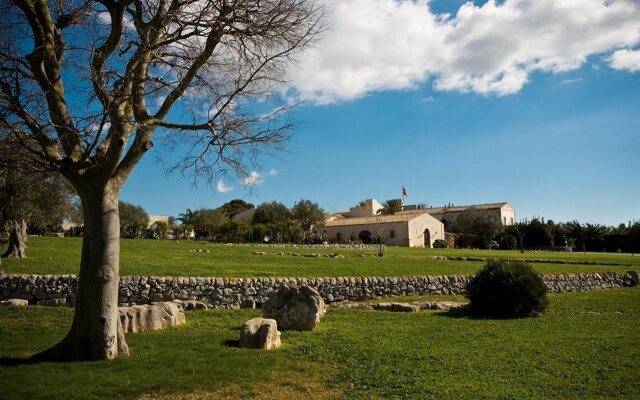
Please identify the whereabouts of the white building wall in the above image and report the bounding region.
[408,213,445,248]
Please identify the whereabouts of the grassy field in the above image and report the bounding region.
[3,237,639,277]
[1,288,638,399]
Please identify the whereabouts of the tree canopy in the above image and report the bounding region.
[252,201,292,225]
[0,0,323,361]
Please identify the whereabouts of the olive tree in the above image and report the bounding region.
[0,0,322,361]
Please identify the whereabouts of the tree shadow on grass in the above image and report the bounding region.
[433,306,528,320]
[222,339,240,348]
[0,357,38,367]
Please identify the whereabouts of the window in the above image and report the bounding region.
[510,217,514,225]
[336,233,342,242]
[389,230,396,239]
[503,217,506,225]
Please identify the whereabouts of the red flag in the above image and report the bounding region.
[402,186,408,197]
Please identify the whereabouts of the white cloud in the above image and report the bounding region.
[421,96,435,102]
[268,168,278,176]
[561,78,583,84]
[288,0,640,102]
[607,49,640,72]
[241,171,263,186]
[216,180,233,193]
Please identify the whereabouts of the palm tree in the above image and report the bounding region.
[565,220,585,252]
[378,199,403,215]
[177,209,195,225]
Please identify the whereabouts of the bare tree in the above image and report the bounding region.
[0,0,323,361]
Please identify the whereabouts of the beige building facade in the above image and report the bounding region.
[325,199,515,248]
[325,202,445,247]
[400,202,516,232]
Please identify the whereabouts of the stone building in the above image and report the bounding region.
[325,199,444,247]
[398,202,516,232]
[324,199,515,248]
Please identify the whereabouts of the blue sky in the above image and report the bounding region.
[120,0,640,226]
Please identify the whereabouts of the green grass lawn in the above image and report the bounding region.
[1,288,638,399]
[3,237,639,277]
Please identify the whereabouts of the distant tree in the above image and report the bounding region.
[291,199,325,237]
[565,220,585,252]
[356,200,367,207]
[218,199,255,218]
[455,207,504,249]
[149,221,169,239]
[178,209,196,225]
[507,223,526,254]
[119,202,149,239]
[378,199,403,215]
[252,202,292,225]
[522,218,553,248]
[583,223,608,252]
[1,151,74,257]
[191,209,227,239]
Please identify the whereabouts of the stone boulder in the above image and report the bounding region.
[119,302,186,333]
[262,286,326,331]
[624,271,639,287]
[373,302,419,312]
[239,318,281,350]
[1,298,29,306]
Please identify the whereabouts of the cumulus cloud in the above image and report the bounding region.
[216,180,233,193]
[287,0,640,103]
[268,168,278,176]
[241,171,263,186]
[607,49,640,72]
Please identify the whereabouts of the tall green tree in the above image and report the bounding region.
[252,202,292,225]
[455,207,504,249]
[1,0,322,361]
[119,201,149,239]
[218,199,254,218]
[291,199,325,237]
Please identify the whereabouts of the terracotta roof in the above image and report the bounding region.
[324,212,430,227]
[397,202,509,215]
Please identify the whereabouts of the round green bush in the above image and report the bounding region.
[466,259,548,318]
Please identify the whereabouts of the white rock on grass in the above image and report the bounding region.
[262,286,326,331]
[239,318,281,350]
[119,302,186,333]
[1,299,29,306]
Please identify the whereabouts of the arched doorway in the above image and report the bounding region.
[424,229,431,248]
[359,230,372,244]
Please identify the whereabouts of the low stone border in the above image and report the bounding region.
[428,255,637,267]
[1,271,637,309]
[229,243,384,251]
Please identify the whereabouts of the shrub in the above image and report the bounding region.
[465,259,548,318]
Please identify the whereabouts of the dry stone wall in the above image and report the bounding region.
[0,271,637,308]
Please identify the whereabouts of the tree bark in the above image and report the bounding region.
[32,183,128,361]
[1,219,27,258]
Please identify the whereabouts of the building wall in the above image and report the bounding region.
[324,213,445,248]
[324,221,410,246]
[428,204,515,232]
[407,213,445,248]
[344,199,383,218]
[148,215,170,228]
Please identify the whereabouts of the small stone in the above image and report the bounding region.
[1,298,28,306]
[239,318,281,350]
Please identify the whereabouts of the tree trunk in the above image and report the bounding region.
[33,184,128,361]
[1,219,27,258]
